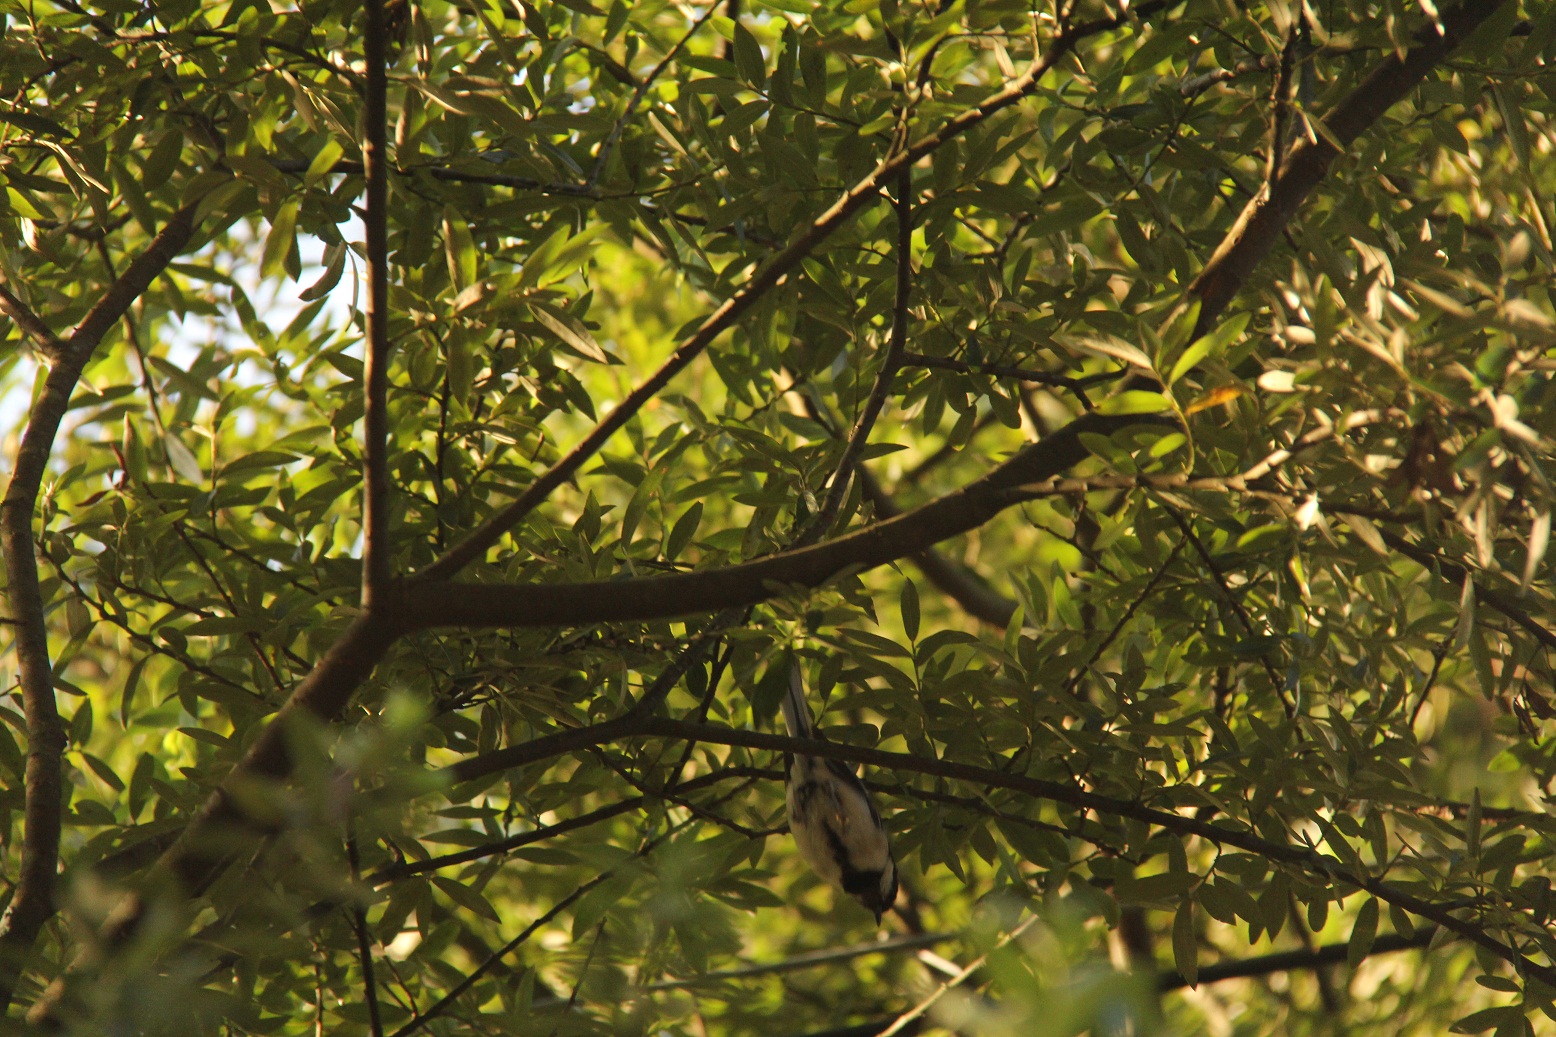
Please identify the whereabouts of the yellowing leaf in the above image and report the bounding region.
[1184,385,1244,416]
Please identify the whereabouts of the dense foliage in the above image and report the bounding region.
[3,0,1556,1033]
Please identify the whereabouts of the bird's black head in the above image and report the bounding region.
[844,859,899,924]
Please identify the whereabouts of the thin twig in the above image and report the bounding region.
[386,808,709,1037]
[0,279,64,360]
[346,823,385,1037]
[386,876,605,1037]
[877,912,1041,1037]
[900,351,1122,394]
[632,932,952,991]
[808,164,915,540]
[1060,535,1187,698]
[1408,633,1453,727]
[1266,26,1301,188]
[368,766,769,883]
[1165,505,1293,717]
[588,2,720,187]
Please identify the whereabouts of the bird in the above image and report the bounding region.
[780,660,899,923]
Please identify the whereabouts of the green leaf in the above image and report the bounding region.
[899,578,919,642]
[261,198,300,280]
[431,876,501,921]
[665,501,702,561]
[531,305,610,364]
[163,432,204,483]
[1113,869,1196,904]
[1173,899,1199,988]
[1492,84,1531,169]
[0,106,69,137]
[299,242,345,302]
[1450,1006,1525,1034]
[81,751,125,792]
[1347,897,1379,969]
[443,207,478,291]
[732,21,766,88]
[1096,391,1170,416]
[118,654,148,726]
[304,138,345,188]
[1168,312,1250,385]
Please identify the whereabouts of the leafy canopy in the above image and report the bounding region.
[2,0,1556,1035]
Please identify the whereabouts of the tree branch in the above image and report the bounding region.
[808,166,915,540]
[369,766,769,883]
[0,204,197,1015]
[405,412,1161,628]
[1158,927,1435,991]
[439,712,1555,985]
[0,280,64,360]
[346,826,384,1037]
[638,719,1556,985]
[26,611,400,1025]
[1186,0,1509,335]
[1381,530,1556,653]
[360,0,393,602]
[900,351,1121,395]
[404,403,1376,633]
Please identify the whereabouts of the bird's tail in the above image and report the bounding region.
[780,659,814,739]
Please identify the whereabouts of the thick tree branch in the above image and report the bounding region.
[414,3,1170,584]
[360,0,393,602]
[69,206,198,355]
[405,412,1159,628]
[0,204,197,1015]
[1187,0,1508,335]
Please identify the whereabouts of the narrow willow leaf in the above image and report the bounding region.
[532,306,609,364]
[260,199,299,280]
[900,579,920,642]
[733,21,766,88]
[1173,899,1199,988]
[1522,509,1550,592]
[299,242,345,302]
[163,432,203,483]
[1347,897,1379,969]
[665,501,702,560]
